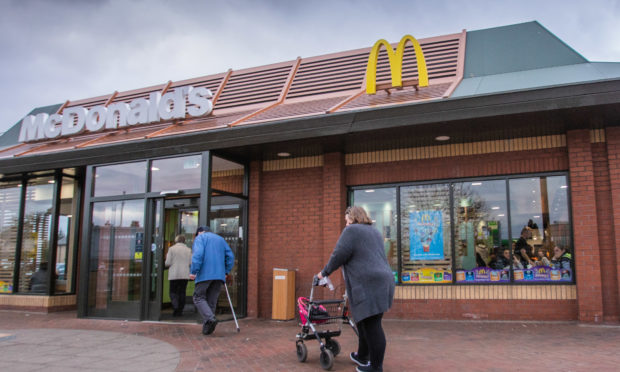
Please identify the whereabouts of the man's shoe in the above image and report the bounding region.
[205,319,218,335]
[350,352,369,367]
[202,321,211,335]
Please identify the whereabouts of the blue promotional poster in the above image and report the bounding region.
[410,210,444,260]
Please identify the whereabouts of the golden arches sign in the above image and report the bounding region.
[365,35,429,95]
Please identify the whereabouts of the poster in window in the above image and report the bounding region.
[410,211,444,260]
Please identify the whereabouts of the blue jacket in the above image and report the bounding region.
[190,232,235,283]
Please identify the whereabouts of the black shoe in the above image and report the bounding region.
[202,320,211,335]
[350,352,369,367]
[202,319,218,335]
[356,365,382,372]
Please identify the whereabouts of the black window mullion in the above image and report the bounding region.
[505,177,514,283]
[45,169,62,296]
[449,183,455,284]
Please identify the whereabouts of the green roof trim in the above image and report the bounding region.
[463,21,587,78]
[0,103,62,149]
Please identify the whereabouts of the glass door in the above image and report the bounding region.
[87,199,145,319]
[210,195,246,319]
[145,198,164,320]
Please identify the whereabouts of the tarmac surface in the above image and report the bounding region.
[1,310,619,371]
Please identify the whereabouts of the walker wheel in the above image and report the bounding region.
[296,341,307,362]
[319,349,334,370]
[325,338,340,356]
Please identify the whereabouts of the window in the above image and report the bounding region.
[151,155,201,192]
[19,177,54,293]
[400,184,452,284]
[350,174,573,285]
[352,188,397,280]
[0,181,21,293]
[55,177,79,293]
[453,180,510,283]
[93,161,146,197]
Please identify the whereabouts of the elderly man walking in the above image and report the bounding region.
[189,226,234,335]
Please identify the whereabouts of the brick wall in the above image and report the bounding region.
[255,166,324,318]
[592,142,619,322]
[567,130,604,322]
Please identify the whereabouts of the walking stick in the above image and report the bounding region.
[224,281,240,332]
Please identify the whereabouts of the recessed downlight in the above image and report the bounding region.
[435,135,450,141]
[277,152,291,157]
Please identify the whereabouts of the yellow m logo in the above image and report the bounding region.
[365,35,429,95]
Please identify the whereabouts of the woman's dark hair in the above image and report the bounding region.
[345,206,373,225]
[195,226,210,237]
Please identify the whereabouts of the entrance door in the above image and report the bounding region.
[210,195,246,319]
[145,197,200,321]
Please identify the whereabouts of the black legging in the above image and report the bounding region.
[356,312,386,370]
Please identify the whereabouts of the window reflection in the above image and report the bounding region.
[353,188,397,280]
[211,156,244,195]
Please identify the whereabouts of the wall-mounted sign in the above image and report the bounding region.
[365,35,429,95]
[19,85,213,143]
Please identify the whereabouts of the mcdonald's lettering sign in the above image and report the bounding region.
[365,35,428,95]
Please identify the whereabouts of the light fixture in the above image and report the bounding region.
[492,206,500,210]
[365,189,375,193]
[534,215,540,218]
[151,167,160,171]
[277,152,291,157]
[498,214,505,217]
[561,185,568,189]
[48,180,55,184]
[435,135,450,141]
[471,182,482,186]
[220,223,228,227]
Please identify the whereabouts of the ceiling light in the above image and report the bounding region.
[492,206,500,210]
[498,214,505,217]
[48,180,55,184]
[471,182,482,186]
[561,185,568,189]
[435,135,450,141]
[365,189,375,193]
[277,152,291,157]
[151,167,160,171]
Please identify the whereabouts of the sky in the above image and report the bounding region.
[1,0,619,135]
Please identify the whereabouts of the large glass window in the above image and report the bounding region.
[351,174,572,285]
[88,199,145,318]
[19,177,54,293]
[151,155,201,192]
[353,188,397,280]
[93,161,146,197]
[0,181,21,293]
[454,180,510,283]
[400,184,452,284]
[509,176,572,282]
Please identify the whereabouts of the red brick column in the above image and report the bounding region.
[605,126,620,321]
[247,160,261,318]
[322,153,346,287]
[567,129,604,322]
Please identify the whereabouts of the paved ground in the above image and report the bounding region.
[1,310,619,371]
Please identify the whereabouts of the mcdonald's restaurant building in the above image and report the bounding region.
[1,21,620,323]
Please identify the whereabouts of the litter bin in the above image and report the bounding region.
[272,268,295,320]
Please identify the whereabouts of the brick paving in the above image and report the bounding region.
[1,310,619,371]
